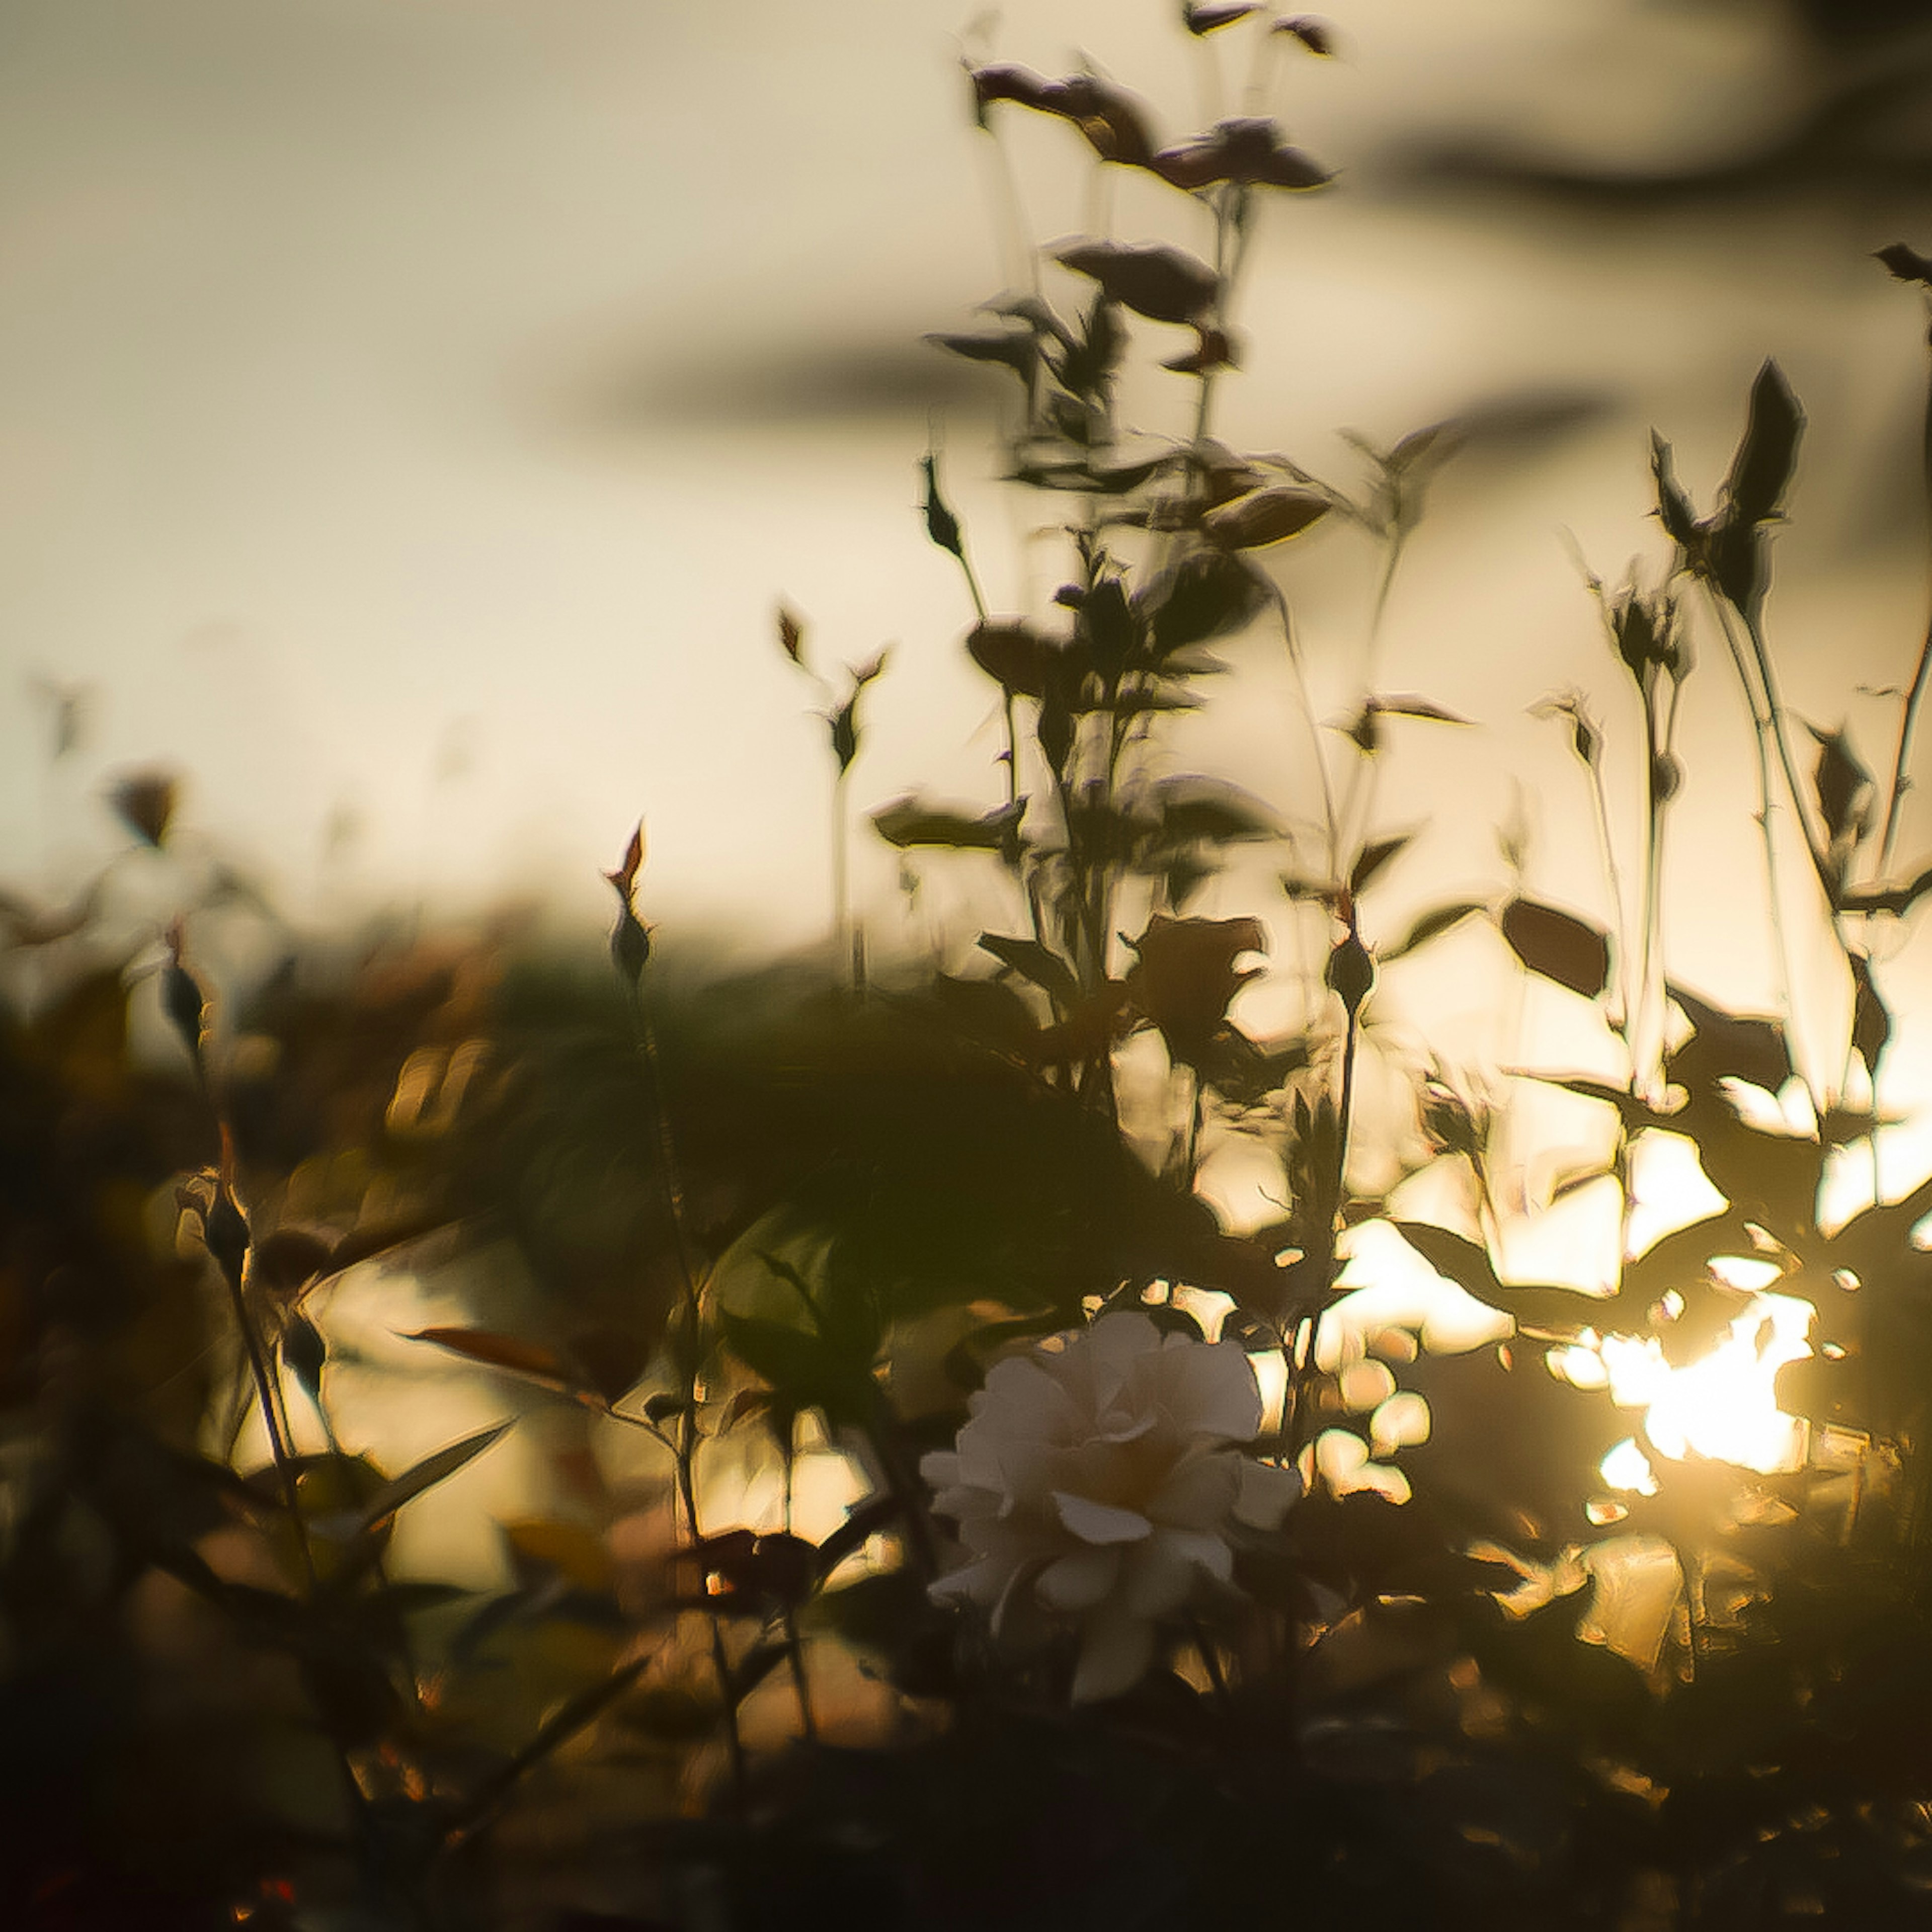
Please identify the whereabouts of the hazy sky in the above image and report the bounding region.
[5,0,1932,1017]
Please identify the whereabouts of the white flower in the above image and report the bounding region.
[921,1311,1301,1702]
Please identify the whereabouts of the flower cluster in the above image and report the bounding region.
[922,1312,1299,1701]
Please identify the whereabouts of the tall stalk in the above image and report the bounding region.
[605,834,749,1809]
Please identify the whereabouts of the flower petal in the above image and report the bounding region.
[1036,1545,1121,1611]
[1233,1457,1303,1529]
[1120,1534,1215,1617]
[1159,1337,1263,1442]
[1053,1490,1154,1544]
[1149,1450,1238,1529]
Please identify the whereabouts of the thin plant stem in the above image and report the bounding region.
[1708,594,1812,1103]
[620,976,749,1810]
[1880,612,1932,875]
[1880,314,1932,872]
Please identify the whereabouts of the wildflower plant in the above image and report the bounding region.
[17,4,1932,1928]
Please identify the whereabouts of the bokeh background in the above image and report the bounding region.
[6,0,1932,1038]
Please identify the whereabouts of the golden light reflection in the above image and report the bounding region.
[1577,1290,1814,1487]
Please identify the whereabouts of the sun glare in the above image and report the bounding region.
[1587,1291,1814,1485]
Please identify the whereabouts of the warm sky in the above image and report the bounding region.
[5,0,1932,1054]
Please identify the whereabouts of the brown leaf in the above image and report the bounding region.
[604,822,645,900]
[405,1326,574,1390]
[967,619,1073,699]
[1125,914,1267,1063]
[776,605,807,669]
[1499,899,1611,999]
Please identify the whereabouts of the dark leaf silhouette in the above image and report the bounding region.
[969,61,1060,119]
[1184,2,1260,31]
[922,452,964,559]
[252,1226,332,1298]
[830,696,861,775]
[1350,832,1415,896]
[1125,914,1267,1062]
[1136,549,1269,655]
[927,326,1039,382]
[978,932,1080,1007]
[1054,239,1219,325]
[1722,358,1803,530]
[1809,721,1874,856]
[1667,985,1791,1094]
[280,1314,327,1403]
[873,796,1026,851]
[1878,241,1932,286]
[109,768,179,847]
[1202,485,1331,548]
[1162,324,1238,374]
[1274,14,1335,53]
[1078,576,1136,682]
[968,619,1074,699]
[1393,1220,1502,1303]
[1499,899,1612,998]
[1155,118,1331,192]
[1377,694,1472,726]
[406,1326,574,1390]
[351,1422,513,1537]
[1650,432,1699,547]
[776,605,807,669]
[1378,900,1484,961]
[1850,951,1891,1076]
[1149,775,1283,846]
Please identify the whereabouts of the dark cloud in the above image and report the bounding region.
[553,332,1010,437]
[1377,17,1932,209]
